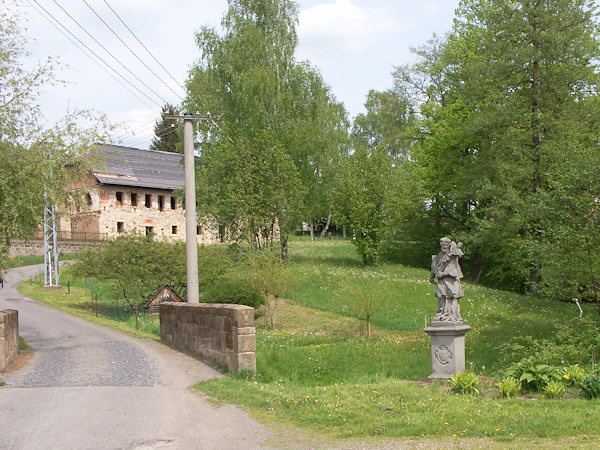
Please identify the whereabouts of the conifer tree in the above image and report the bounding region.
[149,104,181,153]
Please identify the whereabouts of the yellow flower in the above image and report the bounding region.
[453,434,457,437]
[564,374,570,380]
[495,428,500,432]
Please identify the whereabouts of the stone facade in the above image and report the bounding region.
[0,309,19,373]
[61,184,219,245]
[159,302,256,373]
[57,145,222,245]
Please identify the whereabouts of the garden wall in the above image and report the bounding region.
[159,302,256,373]
[9,239,102,257]
[0,309,19,373]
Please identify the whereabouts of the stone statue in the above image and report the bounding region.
[429,237,464,324]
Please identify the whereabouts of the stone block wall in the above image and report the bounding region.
[159,302,256,373]
[0,309,19,373]
[9,240,102,257]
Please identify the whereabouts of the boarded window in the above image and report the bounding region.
[117,222,124,233]
[170,197,177,210]
[171,225,178,235]
[158,195,165,211]
[145,194,152,208]
[131,192,138,206]
[116,192,123,205]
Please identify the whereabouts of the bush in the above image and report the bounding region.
[497,318,600,369]
[560,364,587,387]
[203,277,264,308]
[543,381,565,399]
[497,376,521,399]
[506,359,562,392]
[577,374,600,399]
[450,371,480,395]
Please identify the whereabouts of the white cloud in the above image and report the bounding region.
[299,0,402,53]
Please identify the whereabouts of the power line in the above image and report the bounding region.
[113,120,156,140]
[28,0,163,110]
[51,0,167,107]
[82,0,184,101]
[103,0,187,93]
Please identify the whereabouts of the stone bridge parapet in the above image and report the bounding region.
[0,309,19,373]
[159,302,256,373]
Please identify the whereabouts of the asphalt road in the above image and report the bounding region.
[0,264,270,449]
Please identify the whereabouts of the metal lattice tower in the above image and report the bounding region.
[43,192,60,287]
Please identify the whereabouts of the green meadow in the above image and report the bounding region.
[19,239,600,445]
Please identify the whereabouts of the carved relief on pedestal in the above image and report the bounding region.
[434,345,453,366]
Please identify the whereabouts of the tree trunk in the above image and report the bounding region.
[317,212,332,241]
[468,252,485,283]
[584,234,599,305]
[280,229,288,261]
[309,222,315,241]
[267,294,277,330]
[529,37,543,297]
[342,225,347,240]
[367,317,371,338]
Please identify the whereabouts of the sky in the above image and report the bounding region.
[8,0,460,148]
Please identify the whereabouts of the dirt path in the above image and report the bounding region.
[0,264,271,449]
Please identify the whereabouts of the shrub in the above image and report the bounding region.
[506,359,562,392]
[560,364,587,387]
[497,376,521,399]
[203,277,264,308]
[543,380,565,399]
[577,374,600,399]
[450,371,480,395]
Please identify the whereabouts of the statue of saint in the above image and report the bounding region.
[429,237,464,324]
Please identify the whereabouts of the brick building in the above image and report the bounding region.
[59,144,219,244]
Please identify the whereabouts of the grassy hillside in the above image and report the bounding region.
[19,239,600,444]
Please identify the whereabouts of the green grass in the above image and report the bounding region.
[5,255,45,269]
[18,337,30,352]
[19,239,600,443]
[18,274,159,340]
[198,377,600,440]
[5,252,84,269]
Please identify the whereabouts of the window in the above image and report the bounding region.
[170,196,177,210]
[158,195,165,211]
[145,226,154,238]
[171,225,178,235]
[86,193,92,205]
[145,194,152,208]
[117,222,124,233]
[116,191,123,205]
[130,192,138,206]
[196,226,201,235]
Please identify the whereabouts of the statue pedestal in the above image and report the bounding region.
[424,323,471,379]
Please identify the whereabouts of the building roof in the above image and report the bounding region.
[91,144,185,190]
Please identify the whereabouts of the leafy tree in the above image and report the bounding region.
[334,146,399,265]
[185,0,348,259]
[0,7,110,268]
[352,88,415,159]
[445,0,600,296]
[149,103,181,153]
[340,279,384,338]
[393,0,600,296]
[244,249,297,329]
[338,77,421,265]
[72,235,187,329]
